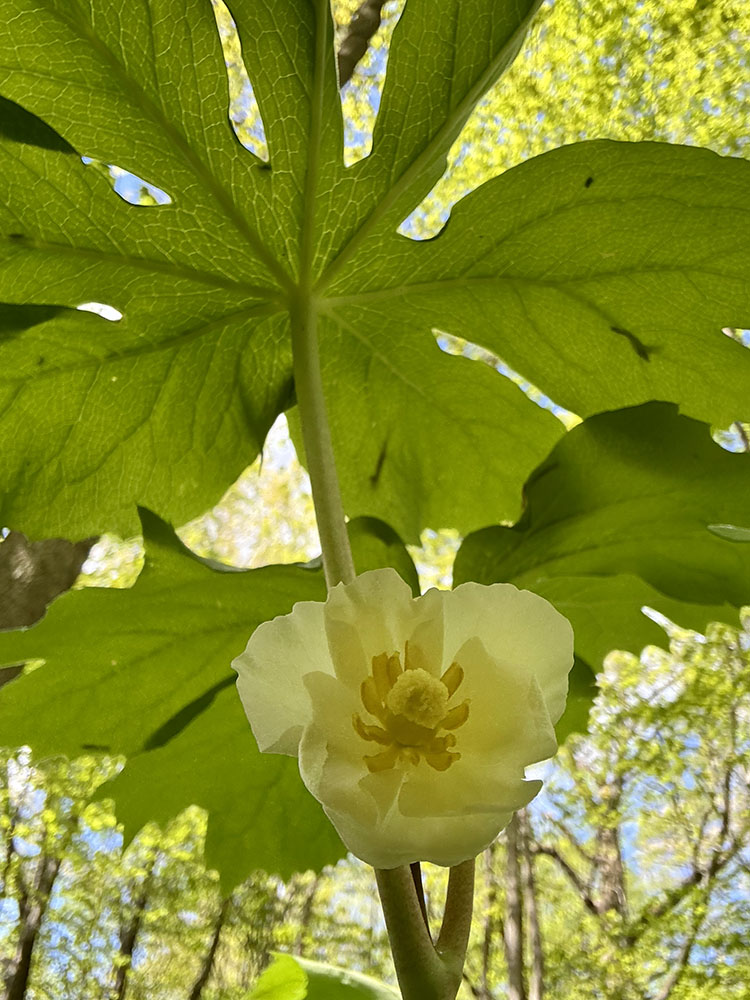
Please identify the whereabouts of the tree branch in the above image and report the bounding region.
[529,843,599,918]
[337,0,387,86]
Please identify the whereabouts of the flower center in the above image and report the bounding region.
[385,668,448,728]
[352,643,470,774]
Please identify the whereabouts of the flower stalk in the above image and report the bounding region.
[376,861,475,1000]
[289,291,355,588]
[288,296,479,998]
[283,270,570,995]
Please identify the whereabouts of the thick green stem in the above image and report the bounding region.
[290,292,355,589]
[436,859,476,980]
[375,866,448,1000]
[289,4,473,997]
[376,861,475,1000]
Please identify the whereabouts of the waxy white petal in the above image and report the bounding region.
[233,568,574,868]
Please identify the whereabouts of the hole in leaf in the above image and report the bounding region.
[713,329,749,452]
[435,331,580,430]
[78,535,144,589]
[334,0,405,166]
[722,326,750,348]
[76,303,123,322]
[210,0,269,161]
[178,415,320,568]
[713,420,750,453]
[707,523,750,543]
[81,157,171,205]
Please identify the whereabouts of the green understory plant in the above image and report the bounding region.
[1,0,749,997]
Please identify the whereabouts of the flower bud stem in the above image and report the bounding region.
[376,860,475,1000]
[290,290,355,589]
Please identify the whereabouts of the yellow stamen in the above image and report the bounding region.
[364,745,401,773]
[440,661,464,697]
[360,676,385,720]
[386,652,402,686]
[371,652,392,702]
[353,714,391,745]
[424,750,460,771]
[354,647,470,774]
[440,700,470,730]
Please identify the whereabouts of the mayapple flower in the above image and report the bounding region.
[233,568,573,869]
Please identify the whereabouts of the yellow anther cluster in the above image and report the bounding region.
[353,643,470,774]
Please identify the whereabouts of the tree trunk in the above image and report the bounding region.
[293,875,320,955]
[188,895,231,1000]
[337,0,387,86]
[503,816,527,1000]
[4,853,61,1000]
[0,531,95,629]
[594,781,627,919]
[519,811,544,1000]
[111,849,158,1000]
[476,842,501,1000]
[1,760,19,895]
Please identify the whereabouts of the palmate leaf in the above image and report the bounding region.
[1,0,749,540]
[453,403,750,736]
[0,509,422,884]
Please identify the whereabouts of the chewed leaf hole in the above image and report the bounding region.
[179,414,320,568]
[211,0,268,161]
[435,331,580,430]
[81,157,171,205]
[707,523,750,543]
[713,330,750,452]
[722,326,750,348]
[335,0,405,166]
[76,302,123,322]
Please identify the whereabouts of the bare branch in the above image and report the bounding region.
[653,916,701,1000]
[530,843,599,918]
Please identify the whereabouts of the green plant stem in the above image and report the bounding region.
[375,866,447,999]
[289,292,355,589]
[376,861,475,1000]
[436,859,476,977]
[289,279,476,995]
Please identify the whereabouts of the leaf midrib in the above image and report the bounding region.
[26,4,292,291]
[1,235,283,298]
[0,302,284,387]
[314,0,544,292]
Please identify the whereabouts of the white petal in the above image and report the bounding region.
[300,671,404,821]
[453,636,558,766]
[323,568,417,690]
[404,587,444,677]
[324,798,521,869]
[232,598,332,755]
[398,755,542,819]
[299,726,379,829]
[445,582,573,724]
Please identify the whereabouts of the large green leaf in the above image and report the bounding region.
[454,402,749,732]
[249,954,399,1000]
[101,685,344,891]
[248,954,307,1000]
[0,509,420,884]
[1,1,749,541]
[298,956,399,1000]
